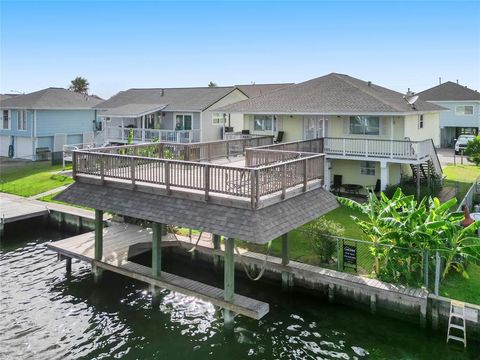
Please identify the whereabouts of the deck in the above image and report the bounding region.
[47,223,269,320]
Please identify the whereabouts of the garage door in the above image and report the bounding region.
[0,135,11,157]
[15,136,33,160]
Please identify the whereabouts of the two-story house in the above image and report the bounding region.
[95,84,290,144]
[418,81,480,147]
[0,88,102,160]
[216,73,444,193]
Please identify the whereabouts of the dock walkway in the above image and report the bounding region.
[47,223,269,320]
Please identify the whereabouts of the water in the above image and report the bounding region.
[0,219,478,360]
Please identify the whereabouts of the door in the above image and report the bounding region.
[15,137,33,160]
[0,135,11,157]
[303,116,328,139]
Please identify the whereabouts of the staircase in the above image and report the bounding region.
[447,300,467,347]
[410,140,443,183]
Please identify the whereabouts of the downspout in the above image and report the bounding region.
[32,110,37,161]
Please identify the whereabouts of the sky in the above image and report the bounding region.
[1,0,479,99]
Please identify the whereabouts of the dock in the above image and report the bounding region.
[47,223,270,320]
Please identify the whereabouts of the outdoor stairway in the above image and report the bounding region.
[410,160,434,182]
[446,300,467,347]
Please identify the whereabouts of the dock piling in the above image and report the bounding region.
[224,237,235,326]
[212,234,221,269]
[281,233,293,290]
[93,209,104,283]
[151,222,163,306]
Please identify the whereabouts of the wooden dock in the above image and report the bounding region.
[47,223,269,320]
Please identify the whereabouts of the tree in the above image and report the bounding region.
[69,76,89,94]
[208,81,217,87]
[339,189,480,284]
[465,135,480,165]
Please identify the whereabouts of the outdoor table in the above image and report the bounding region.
[342,184,363,196]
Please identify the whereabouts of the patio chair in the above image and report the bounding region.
[274,131,284,144]
[331,174,342,195]
[241,129,250,135]
[366,179,381,196]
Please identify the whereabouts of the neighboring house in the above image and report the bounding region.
[0,88,102,160]
[418,81,480,147]
[216,73,445,192]
[95,84,290,144]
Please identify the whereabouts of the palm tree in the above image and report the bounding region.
[208,81,217,87]
[69,76,89,94]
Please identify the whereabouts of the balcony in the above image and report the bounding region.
[72,136,324,209]
[105,126,201,144]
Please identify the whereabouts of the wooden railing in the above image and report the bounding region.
[106,126,201,143]
[73,149,324,208]
[253,138,324,153]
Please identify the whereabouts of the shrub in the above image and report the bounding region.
[306,218,345,263]
[465,135,480,166]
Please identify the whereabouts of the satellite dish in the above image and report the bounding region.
[405,95,419,105]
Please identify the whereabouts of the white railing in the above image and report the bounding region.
[105,126,201,144]
[224,132,266,140]
[63,142,95,168]
[323,137,432,161]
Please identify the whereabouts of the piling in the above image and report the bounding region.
[224,237,235,328]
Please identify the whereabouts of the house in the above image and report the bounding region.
[95,84,290,144]
[418,81,480,147]
[215,73,445,193]
[0,88,102,160]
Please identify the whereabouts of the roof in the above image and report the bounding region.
[0,88,103,109]
[101,103,167,117]
[55,182,339,244]
[216,73,444,114]
[418,81,480,101]
[95,86,240,113]
[235,83,293,98]
[0,94,19,102]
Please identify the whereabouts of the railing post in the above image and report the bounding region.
[434,251,441,296]
[100,157,105,184]
[303,158,308,191]
[365,139,368,157]
[165,161,171,194]
[281,163,287,199]
[226,141,230,159]
[250,169,256,208]
[423,250,429,289]
[204,164,210,202]
[130,158,136,188]
[342,138,346,156]
[207,143,211,161]
[255,170,260,207]
[390,140,393,159]
[184,145,190,161]
[72,151,77,179]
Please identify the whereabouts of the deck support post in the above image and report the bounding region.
[416,164,421,200]
[212,234,221,269]
[66,257,72,273]
[151,222,163,306]
[224,237,235,327]
[328,283,335,303]
[281,233,293,290]
[93,209,104,283]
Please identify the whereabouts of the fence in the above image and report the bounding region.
[456,176,480,212]
[299,230,449,291]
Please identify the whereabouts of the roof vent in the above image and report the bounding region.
[367,81,372,87]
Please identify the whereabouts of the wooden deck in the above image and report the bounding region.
[0,192,110,224]
[47,223,269,320]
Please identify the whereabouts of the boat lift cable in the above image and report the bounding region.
[234,240,272,281]
[173,230,204,253]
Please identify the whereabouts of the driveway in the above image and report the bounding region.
[436,148,472,167]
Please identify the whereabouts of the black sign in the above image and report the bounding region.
[343,244,357,271]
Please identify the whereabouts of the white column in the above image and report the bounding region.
[324,159,332,190]
[380,161,389,191]
[141,116,145,142]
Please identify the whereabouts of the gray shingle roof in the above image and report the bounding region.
[95,87,239,112]
[418,81,480,101]
[55,182,339,244]
[0,88,103,109]
[101,103,167,117]
[216,73,444,114]
[235,83,293,98]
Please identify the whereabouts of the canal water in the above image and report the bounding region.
[0,219,478,360]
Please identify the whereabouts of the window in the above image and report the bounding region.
[212,112,225,125]
[360,161,376,176]
[349,116,380,135]
[456,105,474,116]
[17,111,27,130]
[253,115,274,131]
[2,110,10,130]
[175,114,192,130]
[418,114,424,129]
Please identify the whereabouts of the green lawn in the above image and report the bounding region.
[441,263,480,304]
[443,164,480,204]
[0,161,73,197]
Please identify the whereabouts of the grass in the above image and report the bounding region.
[441,263,480,304]
[443,164,480,204]
[241,205,366,264]
[0,161,73,197]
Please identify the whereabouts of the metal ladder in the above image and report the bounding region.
[447,300,467,348]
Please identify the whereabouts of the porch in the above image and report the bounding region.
[105,125,201,144]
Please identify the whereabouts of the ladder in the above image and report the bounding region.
[447,300,467,347]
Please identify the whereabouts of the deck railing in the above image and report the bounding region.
[106,126,201,143]
[73,149,324,208]
[254,137,433,162]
